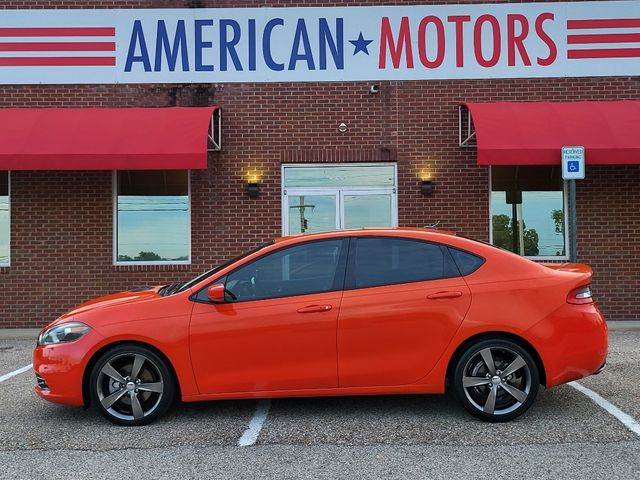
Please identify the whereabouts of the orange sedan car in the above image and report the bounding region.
[33,228,608,425]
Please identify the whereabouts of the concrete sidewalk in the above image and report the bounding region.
[2,321,639,340]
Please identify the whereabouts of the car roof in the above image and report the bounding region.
[274,227,457,244]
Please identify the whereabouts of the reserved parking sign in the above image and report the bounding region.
[562,146,585,180]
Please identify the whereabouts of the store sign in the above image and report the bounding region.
[562,146,586,180]
[0,1,638,84]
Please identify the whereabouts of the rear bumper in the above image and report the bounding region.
[594,361,607,375]
[526,303,608,388]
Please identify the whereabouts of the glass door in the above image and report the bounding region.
[284,189,339,235]
[340,190,396,229]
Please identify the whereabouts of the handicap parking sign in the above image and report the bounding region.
[562,147,585,180]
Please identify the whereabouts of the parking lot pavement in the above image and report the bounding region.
[1,331,639,479]
[0,337,34,372]
[578,328,640,422]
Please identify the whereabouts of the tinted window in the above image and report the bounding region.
[448,247,485,275]
[224,239,346,302]
[350,237,456,289]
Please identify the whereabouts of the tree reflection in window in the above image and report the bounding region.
[491,166,566,258]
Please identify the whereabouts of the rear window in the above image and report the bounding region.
[448,247,485,276]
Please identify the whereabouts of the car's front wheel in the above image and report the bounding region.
[453,338,539,422]
[89,344,175,426]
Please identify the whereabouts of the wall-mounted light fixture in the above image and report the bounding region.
[246,182,261,198]
[420,180,434,195]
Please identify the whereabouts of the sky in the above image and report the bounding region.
[117,195,189,260]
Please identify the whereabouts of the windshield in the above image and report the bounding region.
[173,242,274,294]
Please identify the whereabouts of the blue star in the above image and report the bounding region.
[349,32,373,56]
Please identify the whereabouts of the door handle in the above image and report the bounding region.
[297,305,332,313]
[427,291,463,300]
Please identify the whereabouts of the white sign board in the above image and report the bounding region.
[562,146,585,180]
[0,1,638,84]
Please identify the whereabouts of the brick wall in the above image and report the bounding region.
[0,0,638,327]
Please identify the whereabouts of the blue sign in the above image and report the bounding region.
[567,160,580,172]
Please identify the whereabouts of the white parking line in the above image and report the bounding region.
[569,381,640,437]
[0,364,32,383]
[238,399,271,447]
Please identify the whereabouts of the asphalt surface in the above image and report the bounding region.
[1,330,639,479]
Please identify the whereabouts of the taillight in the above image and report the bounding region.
[567,285,593,305]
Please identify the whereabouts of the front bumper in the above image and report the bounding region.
[32,329,103,407]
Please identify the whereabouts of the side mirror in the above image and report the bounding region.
[207,283,226,303]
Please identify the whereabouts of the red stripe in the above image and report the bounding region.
[0,27,115,37]
[568,48,640,59]
[567,19,640,29]
[0,56,115,66]
[568,33,640,44]
[0,42,115,52]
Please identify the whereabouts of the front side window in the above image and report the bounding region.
[225,239,346,302]
[115,170,190,264]
[349,237,458,289]
[282,164,398,235]
[0,172,8,266]
[491,166,567,258]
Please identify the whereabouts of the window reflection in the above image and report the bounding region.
[284,165,395,188]
[491,166,566,257]
[0,172,8,265]
[116,171,190,263]
[288,195,337,234]
[344,194,392,229]
[283,164,398,235]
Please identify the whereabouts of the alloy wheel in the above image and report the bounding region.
[95,352,165,422]
[454,339,539,422]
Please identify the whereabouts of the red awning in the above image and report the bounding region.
[463,101,640,165]
[0,106,219,170]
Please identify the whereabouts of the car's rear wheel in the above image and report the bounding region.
[89,344,175,426]
[453,338,539,422]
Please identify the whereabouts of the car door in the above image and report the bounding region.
[337,236,471,387]
[189,238,348,394]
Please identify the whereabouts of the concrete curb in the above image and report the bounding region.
[0,321,639,340]
[0,328,39,340]
[607,321,640,331]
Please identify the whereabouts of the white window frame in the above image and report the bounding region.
[488,166,570,261]
[112,170,192,266]
[0,171,10,267]
[281,163,398,236]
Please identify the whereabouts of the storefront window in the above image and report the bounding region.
[115,171,190,264]
[491,166,567,258]
[0,172,9,266]
[282,164,397,235]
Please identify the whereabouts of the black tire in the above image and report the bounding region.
[453,338,539,422]
[89,344,175,426]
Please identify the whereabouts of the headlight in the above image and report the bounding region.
[37,322,91,346]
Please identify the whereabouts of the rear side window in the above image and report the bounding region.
[349,237,458,289]
[448,247,485,275]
